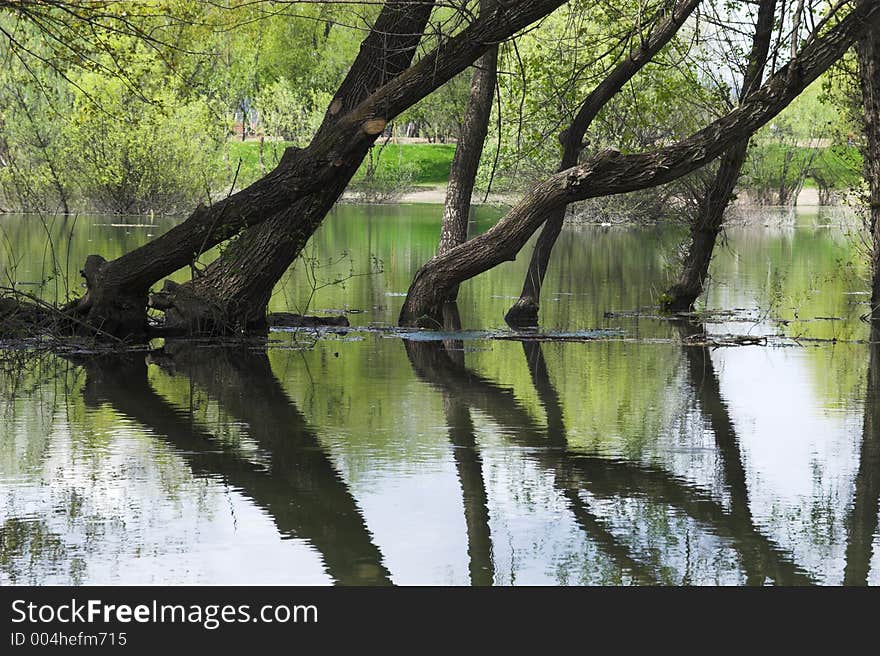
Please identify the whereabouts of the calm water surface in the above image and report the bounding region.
[0,204,878,585]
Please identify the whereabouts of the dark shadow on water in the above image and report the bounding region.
[521,340,659,584]
[439,303,493,585]
[843,327,880,585]
[80,345,392,586]
[675,320,806,585]
[14,315,875,584]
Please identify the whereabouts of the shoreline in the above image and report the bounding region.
[345,183,833,208]
[0,185,844,216]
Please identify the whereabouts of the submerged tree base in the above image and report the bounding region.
[659,286,701,313]
[504,299,540,329]
[0,282,351,344]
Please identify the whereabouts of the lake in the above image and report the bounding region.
[0,203,877,585]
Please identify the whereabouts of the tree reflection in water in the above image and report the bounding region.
[406,309,815,585]
[2,316,878,584]
[80,346,391,586]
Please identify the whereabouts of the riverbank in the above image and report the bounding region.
[344,181,833,208]
[229,140,859,209]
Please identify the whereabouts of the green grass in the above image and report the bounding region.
[224,140,456,188]
[357,143,456,185]
[226,140,863,197]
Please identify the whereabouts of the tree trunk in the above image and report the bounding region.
[505,0,702,327]
[844,33,880,579]
[661,0,777,312]
[152,158,366,333]
[438,46,498,258]
[859,27,880,319]
[152,0,441,333]
[435,41,498,310]
[63,0,569,339]
[399,1,879,328]
[437,0,501,262]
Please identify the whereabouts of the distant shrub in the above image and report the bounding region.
[64,68,225,215]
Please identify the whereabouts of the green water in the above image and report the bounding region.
[0,204,877,585]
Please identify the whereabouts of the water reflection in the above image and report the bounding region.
[406,310,817,584]
[844,328,880,585]
[78,347,391,585]
[674,321,813,584]
[1,324,878,584]
[1,206,878,585]
[435,305,494,586]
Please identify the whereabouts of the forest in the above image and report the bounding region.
[1,1,880,590]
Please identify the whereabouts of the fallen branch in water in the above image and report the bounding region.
[268,313,350,328]
[682,333,768,347]
[0,286,126,344]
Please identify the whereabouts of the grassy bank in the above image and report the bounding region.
[226,141,456,188]
[225,140,863,202]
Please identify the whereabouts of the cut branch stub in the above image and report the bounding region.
[362,118,388,135]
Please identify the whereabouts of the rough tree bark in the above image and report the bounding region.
[55,0,570,338]
[660,0,777,312]
[505,0,703,327]
[858,26,880,320]
[399,0,880,328]
[86,1,433,335]
[434,48,498,305]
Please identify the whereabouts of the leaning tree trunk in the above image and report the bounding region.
[60,0,569,339]
[423,0,500,311]
[660,0,777,312]
[398,1,880,327]
[859,26,880,320]
[152,1,436,333]
[162,0,571,334]
[505,0,702,327]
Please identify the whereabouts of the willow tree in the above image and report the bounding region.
[398,0,880,327]
[504,0,704,327]
[0,0,571,338]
